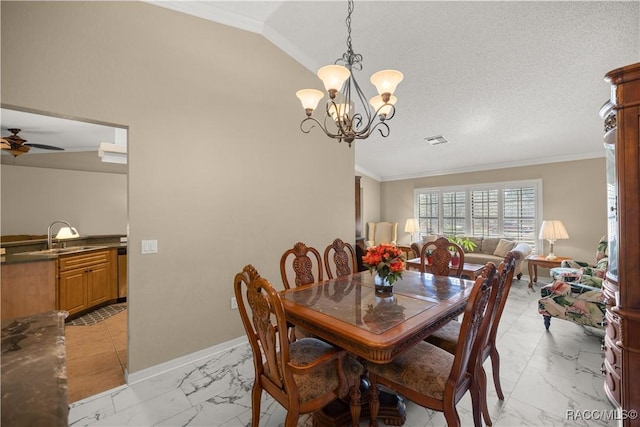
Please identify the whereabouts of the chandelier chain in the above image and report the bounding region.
[341,0,362,71]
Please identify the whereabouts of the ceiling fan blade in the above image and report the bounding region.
[25,143,65,151]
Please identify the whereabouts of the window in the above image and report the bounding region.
[415,180,541,250]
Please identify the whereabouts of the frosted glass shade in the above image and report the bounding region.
[370,70,404,95]
[296,89,324,111]
[317,65,350,93]
[369,95,397,116]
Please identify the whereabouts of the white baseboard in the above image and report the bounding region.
[125,336,248,385]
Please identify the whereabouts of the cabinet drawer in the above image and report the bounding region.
[58,250,110,272]
[604,339,622,375]
[604,365,621,407]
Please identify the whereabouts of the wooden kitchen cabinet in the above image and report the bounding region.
[58,249,115,316]
[1,260,57,320]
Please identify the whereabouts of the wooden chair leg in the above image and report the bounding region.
[443,399,461,427]
[490,347,505,400]
[349,384,361,427]
[476,366,493,426]
[369,374,380,427]
[250,384,262,427]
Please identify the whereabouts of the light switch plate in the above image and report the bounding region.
[141,239,158,254]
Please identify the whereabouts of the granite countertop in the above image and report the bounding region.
[1,235,127,265]
[1,311,68,427]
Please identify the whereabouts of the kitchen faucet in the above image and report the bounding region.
[47,220,78,249]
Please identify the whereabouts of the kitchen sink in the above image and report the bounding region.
[16,246,106,256]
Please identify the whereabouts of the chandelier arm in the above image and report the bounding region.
[349,76,374,133]
[324,98,354,139]
[301,116,344,140]
[383,105,396,121]
[353,120,390,141]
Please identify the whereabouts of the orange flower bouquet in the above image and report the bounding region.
[362,244,406,286]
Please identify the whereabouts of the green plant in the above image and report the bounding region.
[447,236,477,252]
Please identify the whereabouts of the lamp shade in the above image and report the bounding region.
[404,218,419,234]
[538,220,569,241]
[370,69,404,96]
[317,65,350,94]
[296,89,324,112]
[369,95,397,117]
[55,226,79,239]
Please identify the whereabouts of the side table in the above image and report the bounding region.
[526,255,572,288]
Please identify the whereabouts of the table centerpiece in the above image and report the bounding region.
[362,243,406,294]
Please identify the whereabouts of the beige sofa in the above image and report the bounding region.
[411,235,532,279]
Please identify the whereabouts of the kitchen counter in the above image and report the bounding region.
[1,311,68,427]
[1,234,127,265]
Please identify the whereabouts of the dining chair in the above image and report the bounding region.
[420,236,465,277]
[280,241,323,290]
[324,238,358,279]
[425,252,517,425]
[234,265,364,427]
[367,262,499,427]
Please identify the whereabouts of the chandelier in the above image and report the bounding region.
[295,0,403,147]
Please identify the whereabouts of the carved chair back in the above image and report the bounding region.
[324,238,358,279]
[420,236,465,277]
[280,242,323,290]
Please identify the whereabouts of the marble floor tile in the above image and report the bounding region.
[69,278,616,427]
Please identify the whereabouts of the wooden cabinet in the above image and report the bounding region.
[601,62,640,424]
[1,260,57,320]
[58,249,115,316]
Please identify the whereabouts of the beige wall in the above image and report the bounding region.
[1,2,355,372]
[1,165,127,236]
[382,158,607,263]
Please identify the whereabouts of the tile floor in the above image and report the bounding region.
[68,278,617,426]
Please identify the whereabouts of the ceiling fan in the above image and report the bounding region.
[0,128,65,157]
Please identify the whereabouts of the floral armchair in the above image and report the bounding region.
[537,236,608,330]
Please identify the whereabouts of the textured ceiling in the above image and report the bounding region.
[3,2,638,180]
[152,0,638,181]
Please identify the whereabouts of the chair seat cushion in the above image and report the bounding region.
[287,338,363,403]
[367,341,454,400]
[425,320,461,354]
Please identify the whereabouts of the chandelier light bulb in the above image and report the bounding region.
[369,95,397,117]
[370,70,404,97]
[317,65,350,98]
[296,89,325,116]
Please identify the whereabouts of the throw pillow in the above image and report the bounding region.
[493,239,516,257]
[422,234,438,244]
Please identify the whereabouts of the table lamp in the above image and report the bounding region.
[404,218,419,243]
[538,220,569,260]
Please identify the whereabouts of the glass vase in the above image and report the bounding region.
[374,272,393,295]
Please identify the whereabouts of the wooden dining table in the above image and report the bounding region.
[280,269,476,425]
[280,269,475,364]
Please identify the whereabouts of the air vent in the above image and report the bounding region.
[424,135,449,146]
